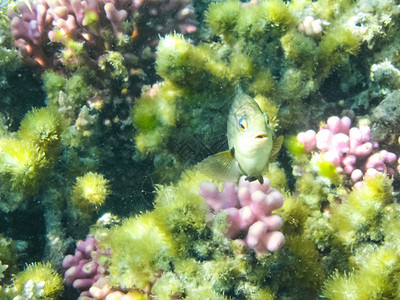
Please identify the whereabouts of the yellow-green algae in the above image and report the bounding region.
[71,172,111,219]
[9,262,64,299]
[132,0,364,182]
[0,107,65,211]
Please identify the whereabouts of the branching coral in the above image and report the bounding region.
[62,237,110,297]
[8,0,197,70]
[296,115,398,187]
[199,176,285,255]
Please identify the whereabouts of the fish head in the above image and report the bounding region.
[231,112,273,157]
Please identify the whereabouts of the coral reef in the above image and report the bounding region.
[199,176,285,254]
[296,115,398,186]
[8,0,196,70]
[62,237,109,297]
[6,0,199,208]
[61,170,284,298]
[2,0,400,298]
[5,262,64,299]
[1,0,198,279]
[131,0,372,181]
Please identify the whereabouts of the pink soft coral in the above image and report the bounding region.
[199,176,285,255]
[63,237,110,297]
[8,0,197,69]
[297,116,398,187]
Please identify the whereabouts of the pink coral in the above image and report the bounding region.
[8,0,197,69]
[79,277,138,300]
[63,237,150,299]
[63,236,110,297]
[297,116,398,186]
[199,176,285,255]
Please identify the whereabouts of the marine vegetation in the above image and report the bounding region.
[132,0,374,181]
[1,0,400,298]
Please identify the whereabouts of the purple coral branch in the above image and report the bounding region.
[8,0,197,69]
[200,176,285,255]
[62,236,110,297]
[297,116,398,187]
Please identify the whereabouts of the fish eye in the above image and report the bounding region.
[238,117,247,132]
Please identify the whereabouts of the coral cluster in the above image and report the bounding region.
[199,176,285,254]
[274,166,400,298]
[297,115,398,186]
[322,175,400,299]
[60,171,285,298]
[62,236,110,297]
[7,0,199,188]
[8,0,196,69]
[298,16,324,36]
[63,237,139,299]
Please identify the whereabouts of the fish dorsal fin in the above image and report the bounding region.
[235,85,244,96]
[269,135,284,162]
[196,149,242,182]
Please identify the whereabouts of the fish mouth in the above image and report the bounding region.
[254,132,267,139]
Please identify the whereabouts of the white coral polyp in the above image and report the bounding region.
[298,16,324,35]
[13,280,45,300]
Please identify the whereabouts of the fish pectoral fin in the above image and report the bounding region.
[196,150,242,182]
[269,135,284,162]
[245,175,264,184]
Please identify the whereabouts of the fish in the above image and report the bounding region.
[198,87,283,184]
[21,0,33,12]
